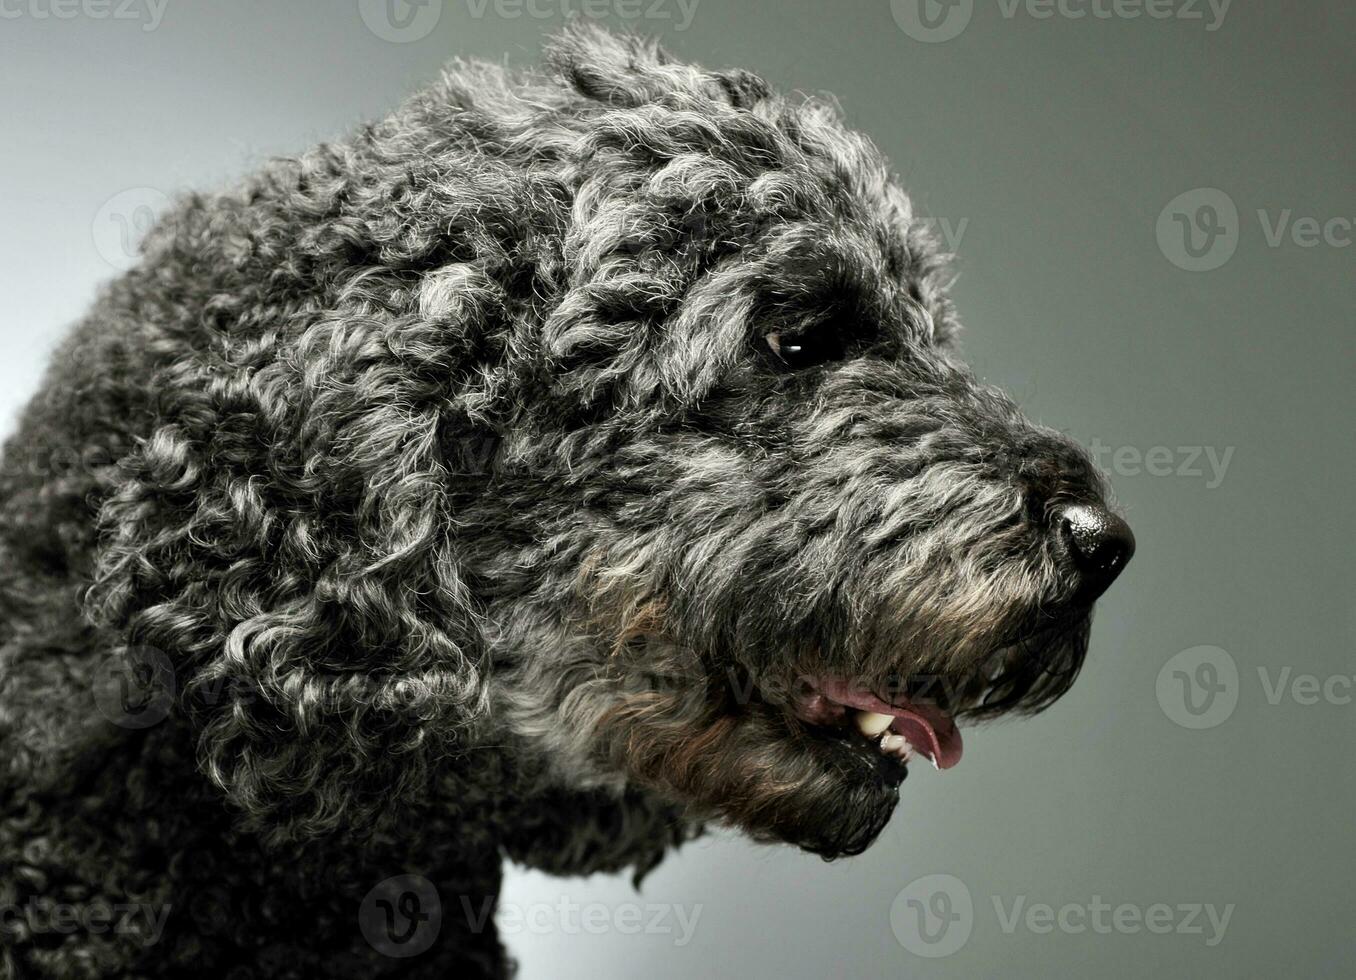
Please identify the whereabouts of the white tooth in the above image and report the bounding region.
[879,734,906,753]
[855,711,894,737]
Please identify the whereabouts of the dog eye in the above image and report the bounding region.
[761,324,847,370]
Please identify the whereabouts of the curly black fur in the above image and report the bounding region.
[0,26,1124,978]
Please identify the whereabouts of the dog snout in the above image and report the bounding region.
[1052,502,1135,602]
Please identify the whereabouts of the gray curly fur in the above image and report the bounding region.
[0,25,1116,978]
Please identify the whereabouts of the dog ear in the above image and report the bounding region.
[86,292,496,845]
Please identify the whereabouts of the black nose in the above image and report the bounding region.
[1055,503,1135,601]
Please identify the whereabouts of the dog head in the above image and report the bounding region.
[89,26,1131,857]
[465,28,1134,857]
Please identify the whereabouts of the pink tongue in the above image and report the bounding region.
[816,678,964,770]
[889,704,963,771]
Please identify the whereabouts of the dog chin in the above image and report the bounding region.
[598,692,907,859]
[750,729,906,859]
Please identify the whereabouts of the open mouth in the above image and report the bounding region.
[791,676,964,771]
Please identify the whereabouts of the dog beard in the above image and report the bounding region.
[596,679,904,859]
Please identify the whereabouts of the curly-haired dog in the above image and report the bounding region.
[0,25,1134,979]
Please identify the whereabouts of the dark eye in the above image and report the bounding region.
[761,322,848,370]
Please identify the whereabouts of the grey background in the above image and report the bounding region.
[1,0,1351,976]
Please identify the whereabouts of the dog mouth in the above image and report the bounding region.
[790,676,964,771]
